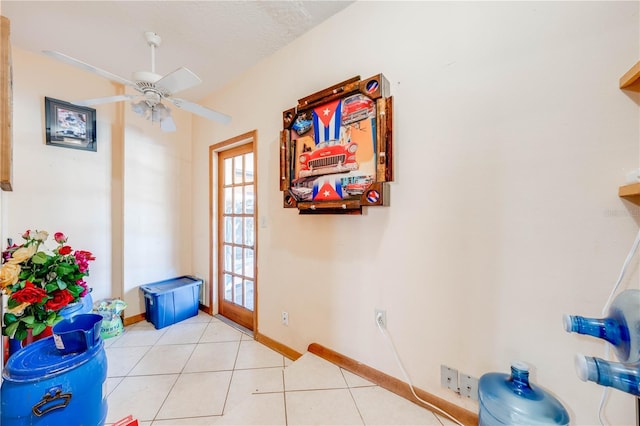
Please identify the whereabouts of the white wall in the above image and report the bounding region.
[192,2,640,424]
[2,47,195,318]
[123,105,194,315]
[2,48,117,301]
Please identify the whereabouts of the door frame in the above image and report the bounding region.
[209,130,258,331]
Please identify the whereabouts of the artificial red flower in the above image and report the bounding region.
[45,289,75,311]
[11,281,47,305]
[58,246,72,255]
[54,232,67,244]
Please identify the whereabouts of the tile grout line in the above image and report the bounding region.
[218,333,243,416]
[147,319,208,424]
[110,315,303,425]
[341,368,367,426]
[282,365,289,426]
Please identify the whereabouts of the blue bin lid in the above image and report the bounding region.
[58,301,84,317]
[3,337,103,382]
[139,275,203,295]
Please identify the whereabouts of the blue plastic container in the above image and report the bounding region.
[1,337,107,425]
[140,275,203,329]
[575,354,640,396]
[58,292,94,320]
[478,361,570,426]
[52,313,103,355]
[564,289,640,363]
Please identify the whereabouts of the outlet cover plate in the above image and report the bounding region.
[459,373,479,400]
[374,309,386,328]
[440,365,458,392]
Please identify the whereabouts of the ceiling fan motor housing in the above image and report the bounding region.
[133,71,167,107]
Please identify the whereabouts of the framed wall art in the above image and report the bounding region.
[280,74,393,214]
[45,97,97,152]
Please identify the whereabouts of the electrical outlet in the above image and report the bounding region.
[440,365,459,392]
[374,309,386,328]
[281,311,289,326]
[459,373,479,400]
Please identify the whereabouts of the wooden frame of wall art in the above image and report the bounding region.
[280,74,393,215]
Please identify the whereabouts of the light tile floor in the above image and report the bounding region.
[105,312,454,426]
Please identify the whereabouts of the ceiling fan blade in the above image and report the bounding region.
[161,116,177,132]
[43,50,136,87]
[155,67,202,95]
[169,97,231,124]
[72,94,134,107]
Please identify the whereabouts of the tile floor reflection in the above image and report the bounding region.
[105,312,454,425]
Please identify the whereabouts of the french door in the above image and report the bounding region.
[216,139,256,331]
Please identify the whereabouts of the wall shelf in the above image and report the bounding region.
[620,61,640,91]
[618,61,640,205]
[619,183,640,205]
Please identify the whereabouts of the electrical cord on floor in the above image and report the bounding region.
[375,318,465,426]
[596,228,640,426]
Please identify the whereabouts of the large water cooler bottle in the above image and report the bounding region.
[564,289,640,396]
[564,289,639,363]
[0,334,108,425]
[478,361,570,426]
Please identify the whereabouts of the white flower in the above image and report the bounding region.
[32,230,49,242]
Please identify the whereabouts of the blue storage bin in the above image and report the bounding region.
[140,275,203,329]
[1,337,107,425]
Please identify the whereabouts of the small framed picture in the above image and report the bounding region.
[45,97,96,152]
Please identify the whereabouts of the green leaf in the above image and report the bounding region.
[56,279,67,290]
[31,322,46,336]
[56,264,74,276]
[31,252,48,264]
[14,327,27,341]
[48,314,63,326]
[21,315,35,325]
[4,313,17,324]
[67,286,82,298]
[4,321,19,338]
[46,312,56,323]
[45,283,59,293]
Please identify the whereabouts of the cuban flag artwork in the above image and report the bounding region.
[312,176,344,201]
[312,99,342,145]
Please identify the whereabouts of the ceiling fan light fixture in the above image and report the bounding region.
[151,103,171,122]
[131,100,148,115]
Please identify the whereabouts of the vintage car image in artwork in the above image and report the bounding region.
[342,175,373,196]
[342,94,375,126]
[280,74,393,214]
[298,139,358,178]
[292,112,312,135]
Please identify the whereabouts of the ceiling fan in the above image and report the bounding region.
[43,32,231,132]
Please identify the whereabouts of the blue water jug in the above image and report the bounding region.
[564,289,640,363]
[1,336,107,425]
[478,361,570,426]
[575,354,640,397]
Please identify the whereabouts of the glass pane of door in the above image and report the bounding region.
[217,140,256,331]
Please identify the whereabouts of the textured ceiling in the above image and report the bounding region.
[1,1,353,101]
